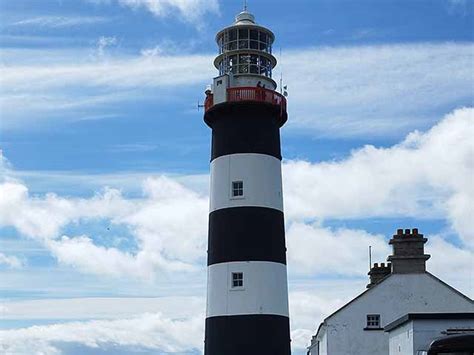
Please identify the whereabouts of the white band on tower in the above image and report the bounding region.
[210,153,284,213]
[206,261,289,318]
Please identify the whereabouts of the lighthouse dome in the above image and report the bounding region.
[234,10,256,25]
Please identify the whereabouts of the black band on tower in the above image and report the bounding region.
[205,102,286,161]
[205,314,291,355]
[208,207,287,266]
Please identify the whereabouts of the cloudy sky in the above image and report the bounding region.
[0,0,473,354]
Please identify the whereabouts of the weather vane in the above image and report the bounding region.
[243,0,248,11]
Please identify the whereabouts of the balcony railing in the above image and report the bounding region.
[204,87,287,113]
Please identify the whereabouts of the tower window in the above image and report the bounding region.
[366,314,381,328]
[231,272,244,288]
[232,181,244,197]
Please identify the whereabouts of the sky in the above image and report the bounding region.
[0,0,473,354]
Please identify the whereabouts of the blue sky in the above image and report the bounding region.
[0,0,473,354]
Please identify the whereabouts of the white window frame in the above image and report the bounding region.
[366,314,381,328]
[230,272,244,290]
[231,180,244,199]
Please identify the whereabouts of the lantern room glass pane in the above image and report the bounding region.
[239,29,249,39]
[239,40,249,49]
[229,29,237,41]
[239,64,249,74]
[239,54,250,74]
[229,55,237,73]
[218,36,223,54]
[239,54,251,64]
[250,29,258,40]
[250,40,259,50]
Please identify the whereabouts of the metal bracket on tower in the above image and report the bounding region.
[197,100,205,111]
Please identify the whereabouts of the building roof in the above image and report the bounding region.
[384,312,474,332]
[311,272,473,342]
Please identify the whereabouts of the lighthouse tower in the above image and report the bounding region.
[203,7,290,355]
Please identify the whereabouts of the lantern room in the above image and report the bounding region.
[214,10,276,78]
[210,9,278,104]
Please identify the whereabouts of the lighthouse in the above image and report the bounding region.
[203,7,291,355]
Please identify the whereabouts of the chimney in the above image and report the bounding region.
[387,228,430,274]
[367,262,391,288]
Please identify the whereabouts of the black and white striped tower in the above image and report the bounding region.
[203,7,290,355]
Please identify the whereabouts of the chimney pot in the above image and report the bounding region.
[397,229,403,235]
[367,260,392,288]
[389,228,430,274]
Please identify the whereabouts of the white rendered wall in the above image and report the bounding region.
[388,322,413,355]
[206,261,289,317]
[319,331,328,355]
[318,273,474,355]
[210,153,283,212]
[308,326,327,355]
[388,319,474,355]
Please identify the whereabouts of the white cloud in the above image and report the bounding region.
[107,143,158,153]
[118,0,219,26]
[0,181,132,240]
[1,43,472,134]
[47,234,196,279]
[9,16,109,28]
[0,288,363,354]
[0,163,208,279]
[0,312,204,355]
[289,287,361,351]
[427,235,474,294]
[286,223,473,297]
[88,0,219,27]
[287,223,390,276]
[0,49,214,129]
[0,292,346,354]
[283,107,474,249]
[1,296,204,320]
[96,36,118,57]
[0,53,213,92]
[281,42,473,136]
[0,252,24,269]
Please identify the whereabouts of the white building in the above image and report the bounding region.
[385,313,474,354]
[307,228,474,355]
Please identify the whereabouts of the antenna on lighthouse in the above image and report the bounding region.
[243,0,248,11]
